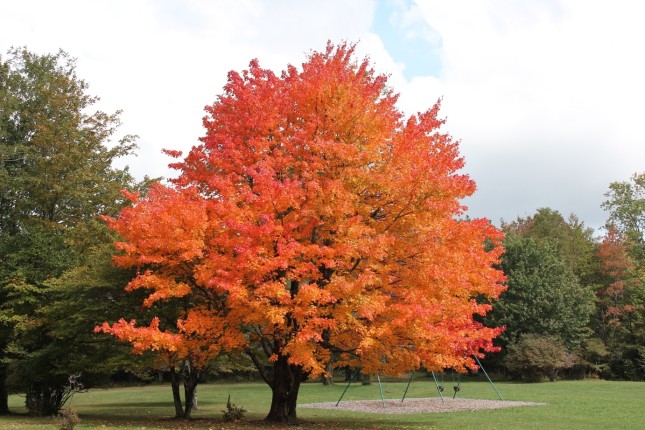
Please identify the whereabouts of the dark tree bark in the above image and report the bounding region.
[321,361,334,385]
[169,369,184,418]
[25,384,64,416]
[169,362,201,419]
[0,385,8,415]
[265,356,304,422]
[344,366,353,382]
[0,365,9,415]
[182,366,199,420]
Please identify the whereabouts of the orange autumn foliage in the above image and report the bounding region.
[100,43,505,387]
[596,228,640,320]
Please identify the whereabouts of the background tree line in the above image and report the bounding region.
[0,47,643,416]
[482,190,644,382]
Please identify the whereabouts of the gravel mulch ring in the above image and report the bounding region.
[299,397,546,414]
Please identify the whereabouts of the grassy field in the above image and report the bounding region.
[2,377,644,429]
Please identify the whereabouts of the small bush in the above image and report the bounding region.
[54,407,81,430]
[222,394,246,422]
[505,334,576,382]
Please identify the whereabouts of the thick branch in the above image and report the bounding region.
[245,348,272,387]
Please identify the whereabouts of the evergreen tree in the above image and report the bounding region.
[486,234,594,357]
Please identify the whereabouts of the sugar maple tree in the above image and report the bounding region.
[100,42,506,422]
[596,228,639,324]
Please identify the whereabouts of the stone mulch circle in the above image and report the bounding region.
[300,397,546,414]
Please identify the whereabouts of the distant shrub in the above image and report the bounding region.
[505,334,576,382]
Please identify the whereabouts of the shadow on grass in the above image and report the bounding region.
[92,400,216,408]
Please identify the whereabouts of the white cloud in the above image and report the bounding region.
[410,0,645,228]
[1,0,380,180]
[2,0,643,229]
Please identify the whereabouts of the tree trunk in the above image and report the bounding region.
[169,362,200,419]
[265,356,304,422]
[0,368,9,415]
[25,384,63,416]
[344,366,353,382]
[182,370,199,419]
[0,386,7,415]
[169,369,184,418]
[321,361,333,385]
[361,374,373,385]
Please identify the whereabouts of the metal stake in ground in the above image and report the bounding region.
[376,375,386,407]
[474,355,503,401]
[335,367,362,406]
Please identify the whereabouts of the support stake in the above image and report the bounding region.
[431,372,445,403]
[474,355,503,401]
[336,367,361,406]
[377,375,386,407]
[401,372,414,402]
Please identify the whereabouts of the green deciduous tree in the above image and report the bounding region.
[0,47,139,415]
[602,173,645,249]
[502,208,597,285]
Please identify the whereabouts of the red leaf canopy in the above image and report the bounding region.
[101,42,506,377]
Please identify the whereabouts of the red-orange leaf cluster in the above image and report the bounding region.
[596,228,640,320]
[99,42,506,422]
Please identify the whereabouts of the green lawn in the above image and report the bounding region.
[2,377,644,429]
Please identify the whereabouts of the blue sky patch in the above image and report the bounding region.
[372,0,442,79]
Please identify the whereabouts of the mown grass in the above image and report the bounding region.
[2,377,644,429]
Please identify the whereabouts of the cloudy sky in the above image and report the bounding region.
[2,0,643,231]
